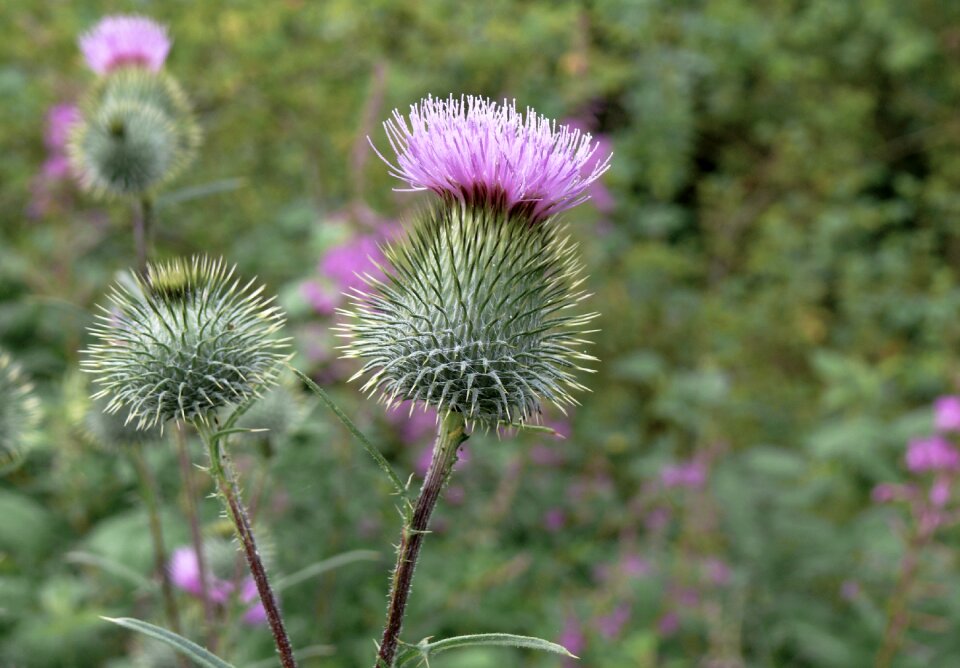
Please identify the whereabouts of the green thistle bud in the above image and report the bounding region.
[0,352,42,474]
[69,99,181,198]
[338,204,598,428]
[81,256,289,430]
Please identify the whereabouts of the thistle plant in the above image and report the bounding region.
[69,15,201,271]
[82,256,299,667]
[343,94,609,667]
[0,352,42,475]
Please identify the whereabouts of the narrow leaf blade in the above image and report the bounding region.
[101,617,236,668]
[427,633,576,659]
[276,549,380,592]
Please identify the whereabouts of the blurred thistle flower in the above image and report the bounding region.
[170,541,269,624]
[28,104,81,218]
[79,15,171,75]
[905,436,960,473]
[86,393,163,449]
[45,104,82,153]
[595,603,631,639]
[82,256,289,430]
[0,352,42,475]
[934,395,960,433]
[170,544,233,604]
[374,95,611,224]
[303,233,389,316]
[240,578,268,626]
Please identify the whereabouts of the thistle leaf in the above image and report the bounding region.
[101,617,235,668]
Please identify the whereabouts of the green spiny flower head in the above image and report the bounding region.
[0,352,42,474]
[69,98,181,198]
[69,69,200,200]
[338,203,598,428]
[82,256,289,430]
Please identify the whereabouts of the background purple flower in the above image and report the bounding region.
[375,95,611,222]
[240,578,268,626]
[935,395,960,433]
[661,457,708,489]
[169,546,233,604]
[79,15,171,75]
[905,436,960,473]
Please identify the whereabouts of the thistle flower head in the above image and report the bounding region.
[0,353,42,474]
[373,95,611,223]
[79,15,171,75]
[82,257,289,430]
[68,99,180,198]
[338,204,597,428]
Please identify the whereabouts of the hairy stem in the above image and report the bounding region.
[375,411,468,668]
[133,196,154,275]
[127,448,185,660]
[199,425,298,668]
[175,422,218,652]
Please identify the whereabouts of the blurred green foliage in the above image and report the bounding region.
[4,0,960,666]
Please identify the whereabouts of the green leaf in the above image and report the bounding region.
[101,617,236,668]
[290,366,407,497]
[397,633,578,666]
[65,551,156,592]
[276,549,380,592]
[156,177,246,208]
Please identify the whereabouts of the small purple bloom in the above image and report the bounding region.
[387,404,438,447]
[906,436,960,473]
[871,483,897,503]
[595,604,631,639]
[840,580,861,601]
[703,557,731,586]
[169,546,233,604]
[45,105,81,152]
[930,476,951,508]
[79,15,171,75]
[544,508,566,532]
[658,611,680,636]
[374,95,612,223]
[661,457,708,489]
[559,615,586,659]
[935,395,960,433]
[240,578,268,626]
[320,234,386,296]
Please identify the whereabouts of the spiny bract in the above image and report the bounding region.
[82,256,289,430]
[0,352,42,475]
[338,203,598,428]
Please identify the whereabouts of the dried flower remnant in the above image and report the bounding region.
[79,15,171,75]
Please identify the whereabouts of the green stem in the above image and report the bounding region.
[134,196,155,275]
[375,411,468,668]
[127,449,184,653]
[197,424,298,668]
[175,423,218,652]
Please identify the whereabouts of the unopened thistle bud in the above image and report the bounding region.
[0,353,42,474]
[81,257,289,430]
[343,96,608,427]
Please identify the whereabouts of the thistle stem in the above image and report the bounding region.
[175,423,218,652]
[133,196,155,275]
[199,425,298,668]
[375,411,468,668]
[127,449,184,641]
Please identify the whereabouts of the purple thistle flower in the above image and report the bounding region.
[373,95,612,223]
[79,15,171,75]
[905,436,960,473]
[558,615,586,660]
[595,603,631,639]
[935,395,960,433]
